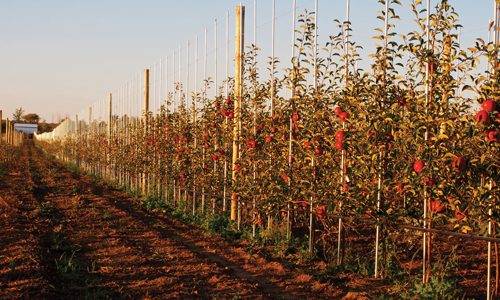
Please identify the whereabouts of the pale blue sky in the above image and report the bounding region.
[0,0,494,122]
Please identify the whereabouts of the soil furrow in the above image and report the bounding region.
[2,144,344,299]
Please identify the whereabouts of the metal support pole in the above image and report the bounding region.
[270,0,275,116]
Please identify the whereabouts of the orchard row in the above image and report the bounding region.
[36,2,498,270]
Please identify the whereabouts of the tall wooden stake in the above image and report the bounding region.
[6,119,10,145]
[0,110,3,144]
[108,93,113,180]
[231,4,244,222]
[142,69,150,196]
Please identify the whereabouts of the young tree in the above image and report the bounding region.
[12,107,24,122]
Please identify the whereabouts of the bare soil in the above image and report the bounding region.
[0,144,348,299]
[0,144,493,299]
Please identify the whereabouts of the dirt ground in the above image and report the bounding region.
[0,144,351,299]
[0,144,493,299]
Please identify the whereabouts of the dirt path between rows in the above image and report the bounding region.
[1,144,350,299]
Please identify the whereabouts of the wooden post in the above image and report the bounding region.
[0,110,3,145]
[231,4,244,222]
[88,107,92,173]
[76,114,80,167]
[142,69,150,196]
[6,118,10,145]
[0,110,3,144]
[108,93,113,180]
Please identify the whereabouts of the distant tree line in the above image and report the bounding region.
[1,107,60,134]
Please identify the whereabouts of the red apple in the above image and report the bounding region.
[482,99,496,112]
[225,98,232,104]
[335,141,343,150]
[451,156,466,173]
[317,205,326,220]
[334,106,342,116]
[247,139,257,149]
[339,111,349,122]
[423,176,436,186]
[303,141,311,148]
[486,130,498,142]
[315,145,324,155]
[430,199,445,213]
[228,112,234,119]
[265,136,273,143]
[475,110,490,125]
[335,130,346,142]
[281,172,290,183]
[413,160,425,173]
[455,209,466,219]
[292,112,300,122]
[397,182,404,193]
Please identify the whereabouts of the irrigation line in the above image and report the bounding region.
[327,214,500,244]
[400,225,500,244]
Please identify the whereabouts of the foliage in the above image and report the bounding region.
[12,107,24,122]
[36,0,499,295]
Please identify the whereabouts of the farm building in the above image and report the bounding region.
[14,123,38,138]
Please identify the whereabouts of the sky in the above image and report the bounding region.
[0,0,495,123]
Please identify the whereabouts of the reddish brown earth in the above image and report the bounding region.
[0,144,494,299]
[1,144,352,299]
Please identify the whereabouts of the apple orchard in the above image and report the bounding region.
[35,0,499,295]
